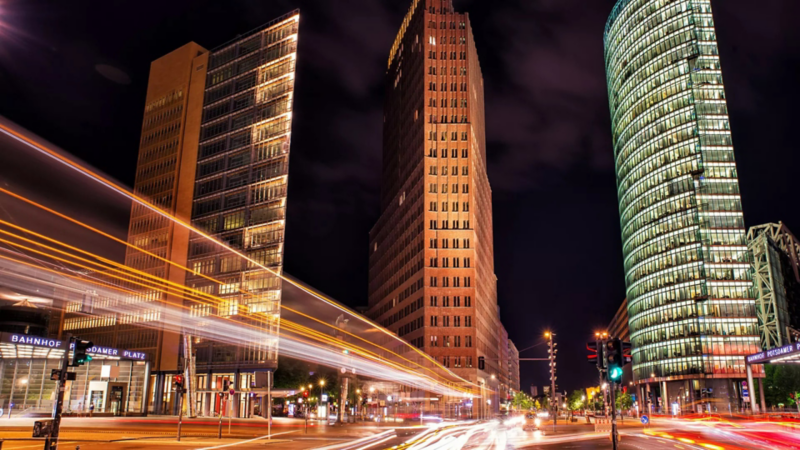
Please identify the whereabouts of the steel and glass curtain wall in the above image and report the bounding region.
[604,0,759,383]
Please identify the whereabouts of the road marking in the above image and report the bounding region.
[4,443,76,450]
[194,430,297,449]
[354,434,395,450]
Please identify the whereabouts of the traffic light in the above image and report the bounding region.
[587,341,600,367]
[71,339,93,366]
[605,338,624,383]
[222,379,230,392]
[173,375,184,391]
[303,390,309,398]
[478,356,485,370]
[622,341,632,365]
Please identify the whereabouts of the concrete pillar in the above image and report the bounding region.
[758,377,766,413]
[638,385,645,414]
[746,364,756,414]
[645,383,652,415]
[662,381,668,415]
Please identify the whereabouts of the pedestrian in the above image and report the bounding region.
[78,401,83,418]
[89,402,95,418]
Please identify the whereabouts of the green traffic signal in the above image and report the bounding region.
[609,366,623,381]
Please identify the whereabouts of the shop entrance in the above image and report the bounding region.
[109,384,126,416]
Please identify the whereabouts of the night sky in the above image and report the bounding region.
[1,0,798,395]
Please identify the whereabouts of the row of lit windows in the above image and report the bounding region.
[428,183,469,194]
[627,244,701,286]
[428,148,468,158]
[627,261,703,299]
[429,257,470,268]
[428,202,469,212]
[429,238,470,249]
[622,191,695,243]
[439,355,473,369]
[429,276,472,288]
[427,65,468,75]
[621,172,695,227]
[616,90,693,151]
[429,335,472,347]
[429,296,471,307]
[606,0,690,73]
[64,315,117,330]
[616,122,695,187]
[609,13,693,96]
[633,354,755,379]
[429,315,473,327]
[429,220,470,230]
[632,317,757,346]
[614,74,689,145]
[623,205,697,262]
[428,165,468,176]
[610,36,694,116]
[618,149,697,212]
[427,35,467,46]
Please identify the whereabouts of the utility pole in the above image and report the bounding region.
[546,331,557,432]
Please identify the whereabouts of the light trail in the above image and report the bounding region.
[0,119,475,389]
[0,189,478,395]
[0,246,467,395]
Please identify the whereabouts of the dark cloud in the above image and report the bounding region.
[0,0,798,396]
[95,64,131,85]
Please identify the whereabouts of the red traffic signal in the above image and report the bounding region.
[303,390,309,398]
[587,341,599,366]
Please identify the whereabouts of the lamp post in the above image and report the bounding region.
[545,331,557,432]
[319,379,326,418]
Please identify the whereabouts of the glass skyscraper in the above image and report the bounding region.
[605,0,761,410]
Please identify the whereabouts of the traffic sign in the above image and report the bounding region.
[641,415,649,425]
[229,389,235,395]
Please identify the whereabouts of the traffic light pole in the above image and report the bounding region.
[44,334,73,450]
[177,390,184,442]
[609,383,619,450]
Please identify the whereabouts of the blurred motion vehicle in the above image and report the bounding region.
[523,412,544,433]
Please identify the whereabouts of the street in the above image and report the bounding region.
[2,415,800,449]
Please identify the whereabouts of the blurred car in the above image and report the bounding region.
[523,412,544,434]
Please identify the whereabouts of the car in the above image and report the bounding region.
[522,413,544,434]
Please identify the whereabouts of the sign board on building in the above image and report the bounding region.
[2,333,147,361]
[746,342,800,364]
[742,381,749,402]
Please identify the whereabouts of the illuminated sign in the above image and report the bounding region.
[746,342,800,364]
[2,333,146,361]
[10,335,63,348]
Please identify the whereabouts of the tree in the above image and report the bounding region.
[568,390,585,412]
[616,391,633,412]
[763,365,800,408]
[511,391,533,411]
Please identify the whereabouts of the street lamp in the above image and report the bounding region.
[319,379,326,416]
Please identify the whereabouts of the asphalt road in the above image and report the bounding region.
[1,415,799,449]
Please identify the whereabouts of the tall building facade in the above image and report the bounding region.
[508,339,520,392]
[185,11,299,418]
[63,42,208,375]
[368,0,503,414]
[605,0,761,410]
[63,11,300,417]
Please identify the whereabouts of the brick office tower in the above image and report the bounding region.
[368,0,504,416]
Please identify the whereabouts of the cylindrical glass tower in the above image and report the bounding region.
[604,0,761,405]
